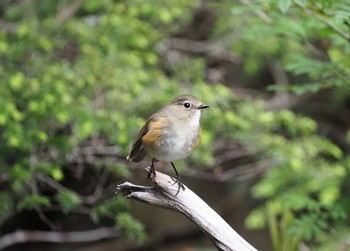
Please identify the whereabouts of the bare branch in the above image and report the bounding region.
[0,20,18,34]
[35,208,59,231]
[216,159,277,181]
[83,168,111,205]
[32,175,59,230]
[266,60,291,110]
[36,173,66,191]
[238,0,272,24]
[185,158,276,182]
[339,235,350,251]
[215,148,255,166]
[160,38,242,64]
[55,0,83,25]
[0,228,117,250]
[67,144,122,165]
[36,172,112,205]
[117,168,258,251]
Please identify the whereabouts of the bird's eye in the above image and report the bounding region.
[183,102,191,109]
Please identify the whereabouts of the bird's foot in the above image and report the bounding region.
[147,158,156,180]
[147,166,156,180]
[172,176,185,196]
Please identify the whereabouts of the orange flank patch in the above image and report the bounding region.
[191,128,201,150]
[142,117,166,147]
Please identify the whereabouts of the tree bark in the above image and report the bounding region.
[117,168,258,251]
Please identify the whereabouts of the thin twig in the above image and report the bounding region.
[55,0,83,25]
[216,158,278,181]
[295,2,350,41]
[238,0,272,24]
[266,60,291,110]
[0,20,18,34]
[36,169,116,206]
[215,148,255,166]
[186,158,276,182]
[35,208,59,230]
[43,205,92,216]
[32,175,59,230]
[161,38,242,64]
[339,235,350,251]
[36,173,66,192]
[84,168,110,204]
[67,145,122,165]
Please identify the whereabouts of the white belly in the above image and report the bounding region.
[144,118,200,161]
[144,130,199,161]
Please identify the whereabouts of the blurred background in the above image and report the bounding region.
[0,0,350,250]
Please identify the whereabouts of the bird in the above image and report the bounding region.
[126,94,209,194]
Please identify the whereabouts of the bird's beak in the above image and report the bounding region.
[197,104,210,110]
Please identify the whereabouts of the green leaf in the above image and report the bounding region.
[51,168,64,181]
[10,72,25,90]
[0,193,14,219]
[116,212,147,244]
[90,196,129,224]
[107,164,131,178]
[17,194,51,211]
[245,208,266,229]
[56,190,81,213]
[278,0,292,14]
[293,0,306,7]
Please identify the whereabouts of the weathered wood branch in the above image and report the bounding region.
[117,168,258,251]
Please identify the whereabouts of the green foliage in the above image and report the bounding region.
[0,193,14,219]
[203,90,350,247]
[313,226,350,251]
[90,197,129,224]
[56,190,82,214]
[226,0,350,94]
[212,0,350,249]
[242,103,350,247]
[2,0,350,248]
[37,163,64,181]
[0,0,203,243]
[267,204,303,251]
[17,194,51,211]
[116,212,148,244]
[106,163,132,178]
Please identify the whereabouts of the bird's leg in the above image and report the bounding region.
[147,158,156,179]
[171,162,185,195]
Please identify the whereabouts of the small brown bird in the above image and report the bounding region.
[126,94,209,192]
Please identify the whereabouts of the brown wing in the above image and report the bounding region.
[127,114,167,162]
[126,123,148,163]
